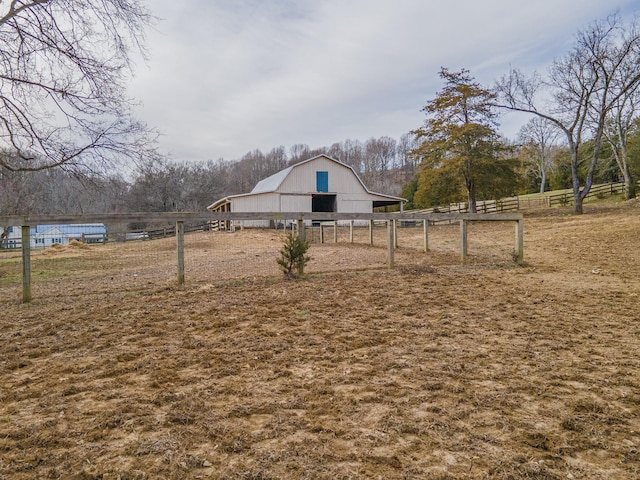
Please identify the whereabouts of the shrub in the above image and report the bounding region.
[277,233,311,278]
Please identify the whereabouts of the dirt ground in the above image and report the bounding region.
[1,201,639,479]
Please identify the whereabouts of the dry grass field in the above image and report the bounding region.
[1,201,639,479]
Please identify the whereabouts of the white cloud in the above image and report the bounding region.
[128,0,639,161]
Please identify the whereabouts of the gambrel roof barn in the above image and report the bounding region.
[207,155,405,219]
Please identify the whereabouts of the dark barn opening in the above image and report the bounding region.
[312,194,336,213]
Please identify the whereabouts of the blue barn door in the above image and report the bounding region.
[316,171,328,192]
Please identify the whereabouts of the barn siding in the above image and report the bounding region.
[232,193,278,227]
[233,193,279,212]
[279,157,367,195]
[337,198,372,213]
[281,194,311,211]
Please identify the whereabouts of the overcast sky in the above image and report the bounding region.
[128,0,639,163]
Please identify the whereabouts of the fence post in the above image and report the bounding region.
[296,218,305,242]
[423,219,429,252]
[515,219,524,263]
[369,219,374,246]
[349,220,354,243]
[176,221,185,285]
[387,220,394,269]
[320,224,325,244]
[21,225,31,303]
[333,221,338,243]
[393,219,398,249]
[460,219,468,264]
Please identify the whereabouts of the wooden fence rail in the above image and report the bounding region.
[408,180,640,215]
[547,181,636,207]
[0,211,523,303]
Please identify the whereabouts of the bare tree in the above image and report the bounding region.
[341,138,365,173]
[326,142,345,163]
[518,118,560,193]
[288,144,311,165]
[0,0,158,173]
[326,139,365,172]
[127,157,193,212]
[603,61,640,199]
[397,132,420,182]
[364,136,396,173]
[264,146,288,173]
[496,13,640,213]
[0,153,38,214]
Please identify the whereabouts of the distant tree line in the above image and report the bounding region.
[0,134,419,215]
[2,116,638,216]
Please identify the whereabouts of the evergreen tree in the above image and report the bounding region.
[411,68,515,212]
[277,233,311,278]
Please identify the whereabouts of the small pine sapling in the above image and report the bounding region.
[277,233,311,278]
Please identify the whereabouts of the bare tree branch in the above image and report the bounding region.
[495,12,640,212]
[0,0,159,172]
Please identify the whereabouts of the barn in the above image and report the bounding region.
[207,155,405,226]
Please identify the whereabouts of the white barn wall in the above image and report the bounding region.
[232,193,279,212]
[232,193,279,228]
[338,199,372,213]
[336,199,372,226]
[279,157,367,195]
[280,194,311,211]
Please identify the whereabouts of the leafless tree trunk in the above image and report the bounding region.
[496,13,640,213]
[363,136,397,192]
[397,132,420,182]
[518,118,560,193]
[0,0,158,173]
[602,75,639,199]
[326,139,365,172]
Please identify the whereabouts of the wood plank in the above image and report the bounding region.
[515,219,524,262]
[387,220,394,269]
[423,219,429,252]
[21,225,31,303]
[460,219,468,264]
[0,211,523,226]
[176,221,185,285]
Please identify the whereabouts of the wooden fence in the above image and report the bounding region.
[409,180,639,216]
[546,181,637,207]
[411,198,520,219]
[1,211,523,303]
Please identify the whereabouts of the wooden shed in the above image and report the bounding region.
[207,155,405,227]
